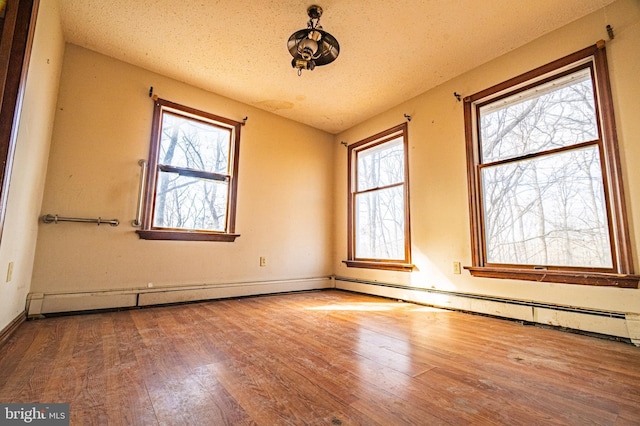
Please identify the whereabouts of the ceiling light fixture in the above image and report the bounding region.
[287,5,340,76]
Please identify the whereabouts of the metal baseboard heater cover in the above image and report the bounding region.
[334,276,638,345]
[335,277,624,318]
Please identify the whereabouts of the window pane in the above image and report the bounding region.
[480,69,598,163]
[357,138,404,191]
[153,171,229,232]
[355,186,405,259]
[481,145,612,268]
[159,112,230,174]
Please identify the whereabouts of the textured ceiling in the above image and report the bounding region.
[57,0,615,134]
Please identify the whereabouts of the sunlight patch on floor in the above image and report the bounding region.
[305,302,413,312]
[305,302,453,313]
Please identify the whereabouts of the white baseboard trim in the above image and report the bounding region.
[335,278,633,342]
[27,277,333,316]
[0,311,26,349]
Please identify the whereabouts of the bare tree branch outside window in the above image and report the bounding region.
[355,138,405,259]
[153,111,233,232]
[478,68,612,268]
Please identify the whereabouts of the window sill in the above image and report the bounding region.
[465,266,639,288]
[343,260,414,272]
[136,230,240,242]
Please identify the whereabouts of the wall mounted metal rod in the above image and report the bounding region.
[42,214,119,227]
[132,159,147,227]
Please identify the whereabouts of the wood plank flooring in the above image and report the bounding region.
[1,289,639,425]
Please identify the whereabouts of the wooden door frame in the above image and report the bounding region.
[0,0,39,242]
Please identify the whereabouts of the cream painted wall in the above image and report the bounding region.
[0,0,65,330]
[334,0,640,314]
[30,44,334,297]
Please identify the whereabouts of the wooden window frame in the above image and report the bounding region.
[136,98,241,242]
[344,123,413,272]
[463,42,638,288]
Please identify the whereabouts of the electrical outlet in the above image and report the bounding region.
[453,261,461,275]
[6,262,14,282]
[260,256,267,267]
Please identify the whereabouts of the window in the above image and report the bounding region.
[344,123,412,271]
[464,43,637,287]
[137,98,241,241]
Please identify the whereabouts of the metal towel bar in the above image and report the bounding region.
[42,214,119,227]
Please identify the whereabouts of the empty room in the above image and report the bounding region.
[1,0,640,424]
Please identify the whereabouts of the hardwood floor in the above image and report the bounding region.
[0,289,639,425]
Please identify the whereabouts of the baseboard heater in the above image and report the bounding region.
[334,276,639,345]
[27,277,333,317]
